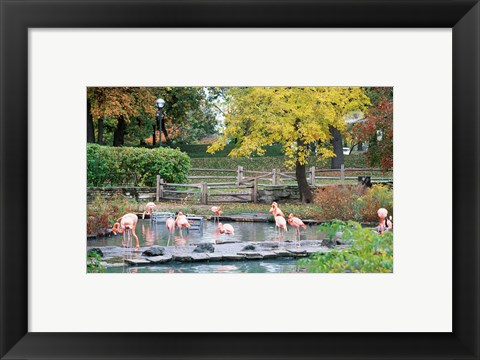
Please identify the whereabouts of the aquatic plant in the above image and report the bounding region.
[87,249,105,273]
[299,220,393,273]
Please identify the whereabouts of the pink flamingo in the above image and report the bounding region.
[166,217,175,245]
[111,213,140,249]
[211,206,222,223]
[274,215,288,236]
[269,202,285,218]
[217,223,234,235]
[288,213,307,246]
[142,202,157,220]
[377,208,393,234]
[175,211,191,237]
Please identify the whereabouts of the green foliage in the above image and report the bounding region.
[299,221,393,273]
[87,144,190,186]
[357,185,393,222]
[87,250,105,273]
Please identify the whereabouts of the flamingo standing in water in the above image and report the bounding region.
[211,206,222,223]
[166,217,175,245]
[269,202,285,217]
[111,213,140,250]
[175,211,191,238]
[274,215,288,237]
[288,213,307,246]
[218,223,234,235]
[142,202,157,220]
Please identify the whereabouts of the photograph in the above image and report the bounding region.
[86,86,394,273]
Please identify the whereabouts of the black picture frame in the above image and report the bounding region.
[1,0,479,359]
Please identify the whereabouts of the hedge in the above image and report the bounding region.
[87,144,191,187]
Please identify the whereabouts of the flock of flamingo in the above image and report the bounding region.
[111,201,392,250]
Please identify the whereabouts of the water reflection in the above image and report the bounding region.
[89,220,319,248]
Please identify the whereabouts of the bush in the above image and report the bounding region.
[357,185,393,222]
[87,144,191,186]
[298,221,393,273]
[314,185,366,221]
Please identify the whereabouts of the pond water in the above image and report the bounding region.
[89,219,323,274]
[88,219,322,248]
[104,258,305,273]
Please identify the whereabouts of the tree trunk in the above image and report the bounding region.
[97,118,104,145]
[113,116,125,146]
[330,125,344,169]
[161,119,169,144]
[153,124,156,146]
[87,99,95,143]
[296,161,313,203]
[358,142,363,151]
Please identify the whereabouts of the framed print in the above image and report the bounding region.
[1,0,479,359]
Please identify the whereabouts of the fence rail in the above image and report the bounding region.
[157,165,392,204]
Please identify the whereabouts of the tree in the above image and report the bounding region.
[351,87,393,170]
[207,87,371,203]
[87,87,156,146]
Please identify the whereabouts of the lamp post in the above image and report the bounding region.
[156,98,165,147]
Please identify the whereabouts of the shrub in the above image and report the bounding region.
[314,185,366,221]
[87,144,191,186]
[298,221,393,273]
[87,193,139,235]
[357,185,393,222]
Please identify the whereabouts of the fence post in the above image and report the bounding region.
[310,166,316,186]
[237,165,244,185]
[156,175,160,201]
[200,182,208,205]
[251,178,258,203]
[272,169,277,185]
[340,164,345,184]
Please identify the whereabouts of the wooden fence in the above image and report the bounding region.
[156,166,392,204]
[188,165,393,186]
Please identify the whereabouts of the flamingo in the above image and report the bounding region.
[166,217,175,245]
[217,223,234,235]
[211,206,222,223]
[377,208,393,234]
[269,202,285,217]
[142,202,157,220]
[274,215,288,236]
[175,211,191,237]
[111,213,140,250]
[288,213,307,246]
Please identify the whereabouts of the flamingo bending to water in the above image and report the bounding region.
[142,202,157,220]
[111,213,140,249]
[218,223,234,235]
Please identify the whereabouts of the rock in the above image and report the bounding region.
[287,248,308,257]
[142,246,165,256]
[273,249,292,257]
[87,248,103,257]
[242,244,256,251]
[147,255,173,264]
[173,254,193,262]
[223,254,245,261]
[193,243,215,253]
[259,251,277,259]
[237,252,263,259]
[191,253,210,262]
[207,253,223,262]
[124,258,151,266]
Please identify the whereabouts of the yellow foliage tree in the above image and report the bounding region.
[207,87,371,203]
